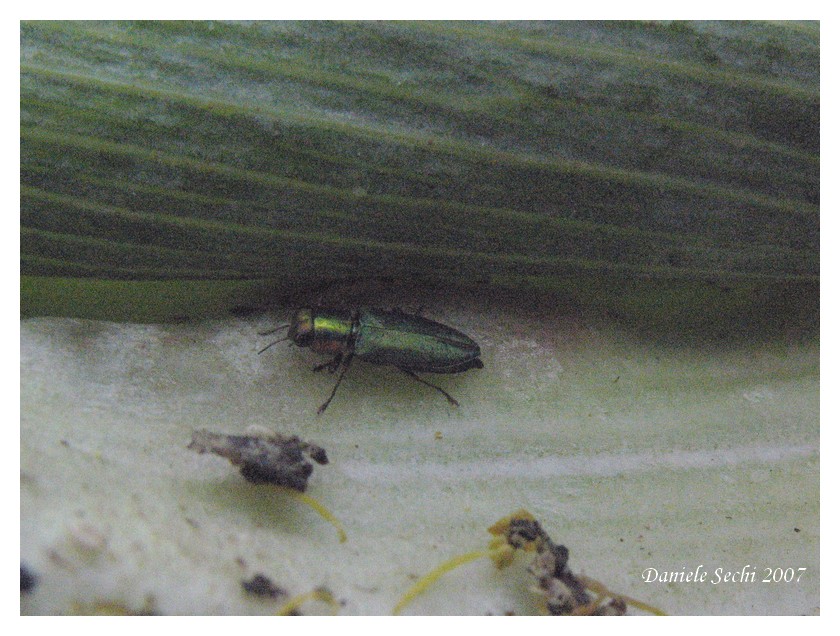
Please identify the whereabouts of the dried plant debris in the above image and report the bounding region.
[188,429,327,492]
[394,509,665,616]
[189,428,346,543]
[242,574,286,600]
[487,511,639,615]
[20,563,37,593]
[240,574,339,615]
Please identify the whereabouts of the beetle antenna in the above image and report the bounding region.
[258,337,289,354]
[259,324,289,336]
[399,368,460,407]
[317,354,354,414]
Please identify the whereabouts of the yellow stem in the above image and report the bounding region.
[277,587,340,616]
[618,595,669,616]
[579,574,668,616]
[279,487,347,543]
[393,548,500,615]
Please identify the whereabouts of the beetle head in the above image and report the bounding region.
[288,308,315,347]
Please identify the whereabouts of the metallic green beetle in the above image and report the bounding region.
[262,307,483,414]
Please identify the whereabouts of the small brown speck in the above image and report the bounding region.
[242,574,285,599]
[21,564,37,593]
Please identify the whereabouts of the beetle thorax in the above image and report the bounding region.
[289,308,356,355]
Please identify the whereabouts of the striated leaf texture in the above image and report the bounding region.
[20,21,818,323]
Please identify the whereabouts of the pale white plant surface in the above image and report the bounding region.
[21,291,818,615]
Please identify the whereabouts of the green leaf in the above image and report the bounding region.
[20,21,818,322]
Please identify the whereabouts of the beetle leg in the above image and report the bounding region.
[317,353,354,415]
[313,353,343,374]
[398,368,459,407]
